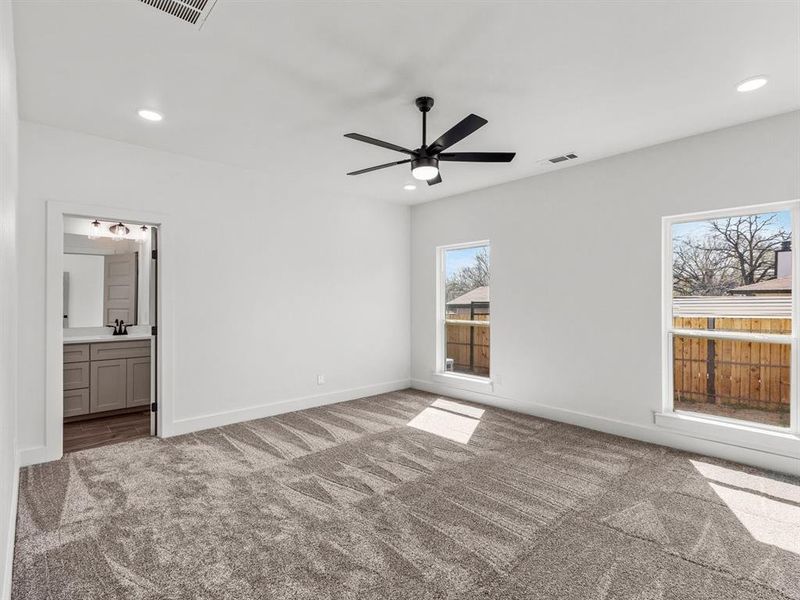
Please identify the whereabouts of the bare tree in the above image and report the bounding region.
[709,214,789,285]
[446,248,489,301]
[672,213,789,296]
[672,235,738,296]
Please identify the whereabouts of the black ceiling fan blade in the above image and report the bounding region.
[438,152,516,162]
[427,114,488,154]
[347,159,411,176]
[427,172,442,186]
[344,133,417,156]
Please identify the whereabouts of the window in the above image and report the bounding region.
[664,204,798,431]
[437,242,490,379]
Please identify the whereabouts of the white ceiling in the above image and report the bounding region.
[12,1,800,205]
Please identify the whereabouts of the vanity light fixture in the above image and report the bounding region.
[137,225,149,244]
[109,222,130,241]
[88,219,102,240]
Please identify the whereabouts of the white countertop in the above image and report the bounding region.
[63,326,154,344]
[64,334,153,344]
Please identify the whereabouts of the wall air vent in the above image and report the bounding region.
[138,0,219,28]
[547,153,579,164]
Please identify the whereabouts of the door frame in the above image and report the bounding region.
[41,200,174,464]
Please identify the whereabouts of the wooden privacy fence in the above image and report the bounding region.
[672,316,790,412]
[446,313,490,376]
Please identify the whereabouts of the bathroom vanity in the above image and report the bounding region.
[63,336,152,419]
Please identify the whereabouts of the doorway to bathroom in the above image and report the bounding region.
[61,215,160,453]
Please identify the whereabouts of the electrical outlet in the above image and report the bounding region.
[317,375,325,385]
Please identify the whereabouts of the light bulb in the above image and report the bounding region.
[412,165,439,181]
[736,76,768,92]
[138,109,163,121]
[88,220,101,240]
[110,222,129,241]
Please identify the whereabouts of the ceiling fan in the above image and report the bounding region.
[344,97,516,186]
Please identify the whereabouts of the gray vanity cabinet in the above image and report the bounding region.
[90,359,128,412]
[63,340,151,418]
[126,357,152,407]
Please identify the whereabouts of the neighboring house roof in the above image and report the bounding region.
[447,286,489,305]
[729,276,792,295]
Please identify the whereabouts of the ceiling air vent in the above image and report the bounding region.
[138,0,219,28]
[547,153,578,164]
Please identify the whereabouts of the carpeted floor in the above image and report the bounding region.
[12,389,800,599]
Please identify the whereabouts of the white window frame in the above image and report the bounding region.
[660,200,800,439]
[435,240,492,386]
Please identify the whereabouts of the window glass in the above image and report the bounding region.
[669,209,793,428]
[673,335,790,428]
[672,211,792,333]
[443,245,490,377]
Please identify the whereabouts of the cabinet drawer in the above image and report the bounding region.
[64,362,90,390]
[90,340,151,361]
[64,344,90,363]
[64,388,90,417]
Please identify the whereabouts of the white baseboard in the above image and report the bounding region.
[412,378,800,476]
[168,379,412,437]
[18,445,59,469]
[2,451,20,600]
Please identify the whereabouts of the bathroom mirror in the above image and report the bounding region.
[62,220,154,330]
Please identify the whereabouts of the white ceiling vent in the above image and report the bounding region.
[138,0,219,28]
[546,153,578,164]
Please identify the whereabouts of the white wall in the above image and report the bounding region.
[411,111,800,473]
[0,0,19,596]
[18,121,410,456]
[63,253,104,327]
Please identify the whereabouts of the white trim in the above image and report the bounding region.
[169,379,411,436]
[1,452,19,600]
[40,201,175,466]
[411,379,800,476]
[665,199,800,225]
[430,371,493,394]
[654,411,800,456]
[670,328,791,343]
[661,200,800,436]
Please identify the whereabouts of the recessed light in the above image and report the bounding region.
[736,76,768,93]
[137,109,163,122]
[403,184,416,191]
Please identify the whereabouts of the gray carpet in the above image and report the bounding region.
[11,389,800,599]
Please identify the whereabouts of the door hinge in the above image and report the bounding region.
[152,249,158,260]
[151,325,157,336]
[151,401,158,412]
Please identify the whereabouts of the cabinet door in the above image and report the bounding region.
[64,388,90,418]
[126,357,151,408]
[90,359,127,413]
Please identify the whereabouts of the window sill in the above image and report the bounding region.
[431,371,493,394]
[654,411,800,458]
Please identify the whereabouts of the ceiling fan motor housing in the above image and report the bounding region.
[412,156,438,170]
[415,96,435,112]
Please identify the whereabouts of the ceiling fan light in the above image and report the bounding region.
[411,157,439,181]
